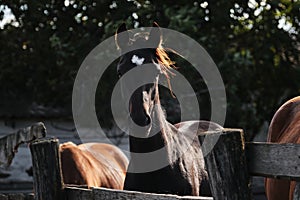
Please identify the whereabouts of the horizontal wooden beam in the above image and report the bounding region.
[0,193,34,200]
[246,142,300,181]
[65,186,213,200]
[93,187,213,200]
[65,187,93,200]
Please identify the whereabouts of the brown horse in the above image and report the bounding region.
[115,23,223,196]
[265,96,300,200]
[60,142,128,189]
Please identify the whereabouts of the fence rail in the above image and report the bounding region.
[65,186,213,200]
[0,193,34,200]
[246,142,300,180]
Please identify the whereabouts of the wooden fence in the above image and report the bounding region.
[2,125,300,200]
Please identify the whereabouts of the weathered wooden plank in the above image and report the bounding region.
[293,182,300,200]
[0,122,46,167]
[246,142,300,180]
[199,129,251,200]
[7,193,25,200]
[0,194,34,200]
[24,194,34,200]
[66,186,212,200]
[0,194,8,200]
[64,187,93,200]
[30,139,64,200]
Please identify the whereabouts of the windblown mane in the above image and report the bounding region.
[156,47,176,78]
[156,47,177,97]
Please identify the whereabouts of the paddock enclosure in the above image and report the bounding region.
[1,123,300,200]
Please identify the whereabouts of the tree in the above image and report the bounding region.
[0,0,299,139]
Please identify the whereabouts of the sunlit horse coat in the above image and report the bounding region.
[265,96,300,200]
[60,142,128,189]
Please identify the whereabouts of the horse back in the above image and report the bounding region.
[60,142,128,189]
[266,96,300,200]
[267,96,300,143]
[78,143,128,174]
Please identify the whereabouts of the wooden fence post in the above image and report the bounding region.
[30,139,64,200]
[199,129,251,200]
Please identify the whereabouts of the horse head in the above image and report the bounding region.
[115,23,172,136]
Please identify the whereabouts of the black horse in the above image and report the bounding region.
[115,22,222,196]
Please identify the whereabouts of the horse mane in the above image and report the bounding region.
[156,47,177,97]
[156,47,176,76]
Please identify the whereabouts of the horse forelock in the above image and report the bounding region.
[132,32,149,42]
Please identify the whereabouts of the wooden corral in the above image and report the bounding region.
[2,124,300,200]
[64,129,300,200]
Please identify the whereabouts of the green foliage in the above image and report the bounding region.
[0,0,299,139]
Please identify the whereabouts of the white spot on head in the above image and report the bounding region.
[131,55,145,66]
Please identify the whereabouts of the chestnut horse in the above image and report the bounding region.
[60,142,128,189]
[115,23,223,196]
[265,96,300,200]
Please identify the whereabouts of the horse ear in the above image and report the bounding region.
[148,22,162,47]
[115,23,129,50]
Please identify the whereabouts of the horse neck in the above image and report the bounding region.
[128,97,169,153]
[128,92,185,165]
